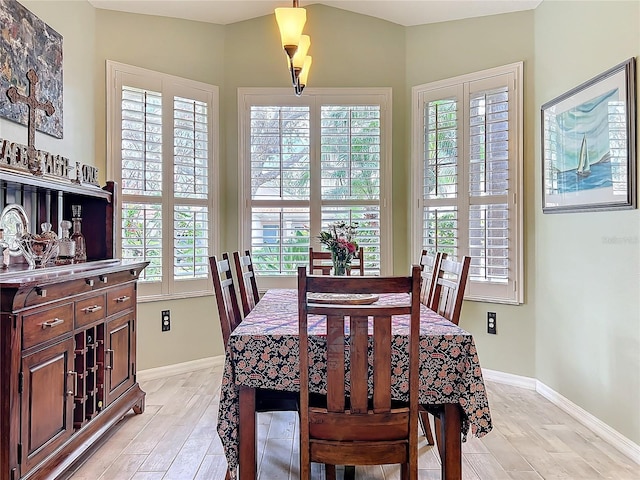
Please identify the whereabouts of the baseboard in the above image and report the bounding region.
[137,355,225,382]
[536,381,640,465]
[482,368,537,390]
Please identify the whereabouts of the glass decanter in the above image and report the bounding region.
[70,205,87,263]
[57,220,76,264]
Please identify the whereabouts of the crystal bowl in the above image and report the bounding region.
[18,233,58,267]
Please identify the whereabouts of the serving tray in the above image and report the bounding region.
[307,293,379,305]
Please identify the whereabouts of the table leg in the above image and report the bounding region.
[440,403,462,480]
[239,386,257,480]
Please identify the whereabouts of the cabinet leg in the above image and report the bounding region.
[132,392,146,414]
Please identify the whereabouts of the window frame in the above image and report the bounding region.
[411,62,524,305]
[106,60,219,301]
[238,87,393,290]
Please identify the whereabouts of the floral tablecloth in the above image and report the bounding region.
[217,289,492,477]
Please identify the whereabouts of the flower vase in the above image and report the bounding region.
[331,251,349,276]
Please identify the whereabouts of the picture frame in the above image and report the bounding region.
[541,58,636,213]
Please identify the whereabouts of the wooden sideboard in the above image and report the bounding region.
[0,169,149,479]
[0,260,149,480]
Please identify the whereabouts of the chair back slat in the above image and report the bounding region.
[297,265,422,478]
[326,315,346,413]
[419,250,447,307]
[349,315,369,414]
[372,315,392,413]
[233,250,260,316]
[429,255,471,325]
[209,253,242,345]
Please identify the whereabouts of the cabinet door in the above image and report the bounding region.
[21,338,75,475]
[104,314,135,406]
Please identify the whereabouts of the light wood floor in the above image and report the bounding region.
[68,365,639,480]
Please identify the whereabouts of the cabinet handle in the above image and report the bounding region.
[129,269,138,277]
[41,318,64,329]
[36,287,47,297]
[67,371,77,397]
[106,349,114,370]
[99,275,108,284]
[82,305,103,313]
[86,279,94,287]
[115,295,130,303]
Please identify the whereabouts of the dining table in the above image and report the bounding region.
[217,288,492,480]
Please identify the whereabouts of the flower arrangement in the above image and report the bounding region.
[317,221,359,275]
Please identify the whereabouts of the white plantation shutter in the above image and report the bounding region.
[413,63,523,304]
[121,202,162,282]
[421,87,462,260]
[172,97,210,281]
[248,105,311,276]
[320,105,382,274]
[240,89,391,288]
[468,83,510,287]
[121,87,162,196]
[108,62,218,299]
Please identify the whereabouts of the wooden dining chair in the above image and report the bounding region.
[309,246,365,276]
[232,250,260,317]
[210,254,299,480]
[420,255,471,459]
[297,265,422,480]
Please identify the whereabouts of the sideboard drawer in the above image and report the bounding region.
[23,303,74,349]
[106,283,135,316]
[75,294,106,328]
[24,279,92,307]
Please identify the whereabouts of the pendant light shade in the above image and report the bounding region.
[291,35,311,70]
[275,7,306,58]
[299,56,312,87]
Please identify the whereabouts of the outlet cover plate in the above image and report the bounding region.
[487,312,497,334]
[161,310,171,332]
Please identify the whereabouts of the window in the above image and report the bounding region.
[107,61,218,299]
[412,63,523,304]
[239,88,392,288]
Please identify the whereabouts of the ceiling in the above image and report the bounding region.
[87,0,543,27]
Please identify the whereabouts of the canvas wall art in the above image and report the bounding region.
[0,0,63,138]
[541,58,636,213]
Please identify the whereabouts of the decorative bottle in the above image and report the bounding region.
[70,205,87,263]
[57,220,76,264]
[0,229,9,269]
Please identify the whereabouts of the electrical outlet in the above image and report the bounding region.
[161,310,171,332]
[487,312,497,334]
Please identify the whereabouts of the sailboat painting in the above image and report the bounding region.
[542,58,636,213]
[551,88,616,195]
